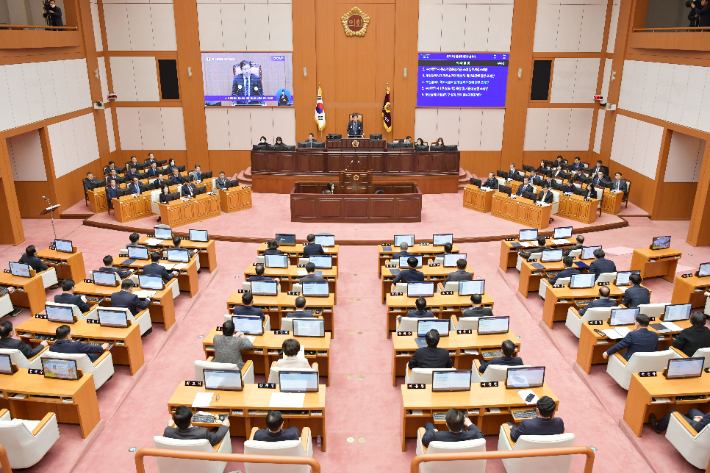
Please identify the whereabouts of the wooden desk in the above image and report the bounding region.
[202,328,330,385]
[115,255,200,297]
[378,244,460,277]
[631,247,682,282]
[159,192,221,229]
[37,248,86,282]
[400,382,558,451]
[671,274,710,308]
[139,236,218,273]
[113,191,154,223]
[518,258,587,297]
[385,292,494,339]
[499,238,574,271]
[220,186,252,213]
[0,272,46,316]
[227,291,335,335]
[87,187,108,214]
[0,369,100,438]
[381,264,474,303]
[624,372,710,437]
[244,265,338,303]
[74,281,176,330]
[463,185,495,213]
[167,382,328,451]
[601,189,623,215]
[257,244,340,268]
[17,317,145,375]
[491,193,551,229]
[542,284,625,329]
[556,194,597,224]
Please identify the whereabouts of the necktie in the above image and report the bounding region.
[247,76,250,97]
[616,181,620,191]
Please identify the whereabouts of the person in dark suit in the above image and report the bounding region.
[234,291,266,322]
[589,160,608,177]
[563,181,577,194]
[305,133,317,143]
[622,274,650,308]
[405,297,434,319]
[515,177,534,197]
[153,173,170,190]
[232,60,263,104]
[551,165,565,179]
[106,168,120,181]
[589,249,616,280]
[84,172,99,192]
[603,313,658,361]
[300,262,326,283]
[555,155,566,167]
[393,257,425,284]
[248,264,273,282]
[528,170,539,183]
[692,0,710,27]
[166,158,179,174]
[579,286,617,315]
[520,237,548,261]
[263,240,282,255]
[145,162,159,178]
[125,166,140,182]
[0,321,47,358]
[650,407,710,434]
[509,396,564,442]
[408,329,453,368]
[285,296,314,319]
[562,235,585,257]
[537,184,554,204]
[445,259,473,283]
[592,171,608,187]
[422,408,484,447]
[164,405,229,446]
[254,411,299,442]
[142,252,178,282]
[127,177,142,195]
[43,0,63,27]
[346,113,363,137]
[111,280,151,316]
[483,172,499,189]
[461,294,493,318]
[189,165,203,183]
[535,161,547,174]
[570,157,583,171]
[159,186,171,203]
[443,243,453,255]
[171,168,183,185]
[392,242,415,260]
[479,340,523,373]
[104,161,117,175]
[19,245,49,272]
[49,325,108,362]
[145,153,157,167]
[126,233,145,249]
[610,172,628,193]
[99,255,132,280]
[671,311,710,357]
[54,279,90,313]
[303,234,325,257]
[548,257,580,285]
[171,237,196,260]
[215,171,229,190]
[106,179,119,209]
[182,181,197,198]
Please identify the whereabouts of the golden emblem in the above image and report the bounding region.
[342,7,370,37]
[353,174,360,181]
[352,140,360,148]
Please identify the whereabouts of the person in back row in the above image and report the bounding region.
[483,172,499,189]
[19,245,48,272]
[54,279,90,313]
[126,232,144,249]
[478,340,523,373]
[602,313,658,361]
[49,325,108,362]
[300,262,325,283]
[276,339,311,369]
[99,255,133,280]
[589,249,616,280]
[444,259,473,283]
[286,296,314,318]
[443,243,453,254]
[171,236,196,260]
[562,235,584,257]
[578,286,617,315]
[392,242,414,259]
[671,311,710,357]
[111,280,151,316]
[254,411,300,442]
[392,257,425,284]
[621,274,650,308]
[142,252,179,282]
[520,236,547,261]
[405,297,434,319]
[263,240,282,255]
[303,234,325,257]
[408,329,453,369]
[548,256,579,285]
[0,320,48,358]
[249,264,273,282]
[508,396,564,442]
[461,294,493,318]
[213,320,253,368]
[164,405,229,446]
[233,292,265,322]
[421,408,484,447]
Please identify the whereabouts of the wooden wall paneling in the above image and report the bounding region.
[373,4,395,139]
[0,139,24,244]
[393,0,418,138]
[314,1,335,138]
[648,127,672,216]
[208,151,251,179]
[118,150,188,167]
[460,151,502,180]
[688,144,710,246]
[292,0,316,141]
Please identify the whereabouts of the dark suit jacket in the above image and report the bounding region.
[49,339,103,362]
[392,251,415,260]
[181,183,197,197]
[422,424,484,447]
[589,258,617,280]
[672,325,710,357]
[578,297,617,315]
[172,174,183,184]
[127,183,141,194]
[479,356,523,373]
[516,184,534,196]
[405,310,434,319]
[303,243,325,257]
[263,249,283,255]
[19,253,48,272]
[234,305,266,322]
[563,184,577,194]
[111,290,150,316]
[606,328,659,361]
[100,266,131,280]
[84,178,98,191]
[483,178,498,189]
[215,177,229,189]
[142,263,173,283]
[409,346,453,369]
[163,425,229,447]
[54,293,90,313]
[562,244,583,257]
[393,268,425,284]
[592,176,608,187]
[347,120,363,136]
[510,417,565,442]
[461,306,493,318]
[570,162,583,171]
[549,267,580,285]
[285,310,315,318]
[590,165,608,176]
[622,285,651,308]
[611,179,627,192]
[538,191,554,204]
[300,273,326,283]
[153,179,170,190]
[145,158,157,167]
[445,270,473,283]
[106,186,119,208]
[248,275,274,282]
[0,337,44,359]
[253,426,299,442]
[145,167,158,177]
[125,171,140,181]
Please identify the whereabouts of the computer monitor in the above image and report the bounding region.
[203,369,243,391]
[394,235,415,247]
[443,253,466,268]
[309,256,332,269]
[251,280,278,296]
[400,256,423,268]
[54,239,73,253]
[417,319,450,337]
[506,366,545,389]
[499,185,512,195]
[432,370,472,392]
[167,248,190,263]
[477,316,510,335]
[139,274,164,290]
[302,281,329,297]
[154,227,172,240]
[665,358,704,380]
[275,233,296,246]
[569,273,596,289]
[553,226,573,239]
[93,270,118,287]
[615,270,640,287]
[540,249,563,263]
[580,245,601,260]
[278,371,319,392]
[42,358,79,380]
[98,308,129,328]
[188,229,208,242]
[9,262,31,278]
[0,354,12,375]
[407,282,435,298]
[231,315,264,335]
[459,280,485,296]
[127,246,149,260]
[293,319,325,338]
[518,229,538,242]
[651,236,671,250]
[433,234,453,246]
[46,305,75,324]
[699,263,710,278]
[265,255,288,268]
[609,308,640,326]
[663,303,693,322]
[314,235,335,247]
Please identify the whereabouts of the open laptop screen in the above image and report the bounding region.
[265,255,288,268]
[54,239,73,253]
[433,234,453,246]
[580,245,601,260]
[609,308,639,326]
[204,369,243,391]
[98,308,129,328]
[417,319,449,337]
[477,316,509,335]
[167,248,190,263]
[154,227,172,240]
[663,303,692,322]
[394,235,415,247]
[432,370,471,392]
[443,253,466,268]
[302,281,329,297]
[314,235,334,247]
[128,246,149,260]
[189,229,209,242]
[279,371,319,392]
[231,316,264,335]
[400,256,423,268]
[518,229,538,242]
[46,305,74,323]
[309,256,332,269]
[553,226,573,239]
[93,271,118,287]
[293,319,325,337]
[139,275,164,290]
[9,262,31,278]
[251,280,278,296]
[506,366,545,389]
[569,273,595,289]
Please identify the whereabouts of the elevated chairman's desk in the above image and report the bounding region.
[380,264,474,302]
[139,236,218,273]
[378,243,461,277]
[499,237,575,271]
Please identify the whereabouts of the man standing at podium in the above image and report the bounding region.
[347,113,363,137]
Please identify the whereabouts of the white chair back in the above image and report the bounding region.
[293,283,302,294]
[154,435,231,473]
[256,255,265,264]
[639,303,667,320]
[692,347,710,369]
[625,351,676,373]
[417,438,487,473]
[502,433,576,473]
[0,348,41,369]
[595,272,617,284]
[567,249,581,258]
[0,412,60,469]
[119,249,128,256]
[555,277,570,287]
[440,281,458,293]
[406,367,457,385]
[480,364,531,383]
[580,306,616,323]
[395,282,408,293]
[194,360,240,382]
[45,301,87,319]
[666,412,710,469]
[455,316,492,331]
[243,282,252,291]
[244,433,311,473]
[0,293,12,317]
[299,258,309,265]
[40,351,114,390]
[434,256,444,265]
[528,252,542,262]
[397,317,440,332]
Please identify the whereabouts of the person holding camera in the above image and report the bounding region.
[692,0,710,26]
[43,0,63,27]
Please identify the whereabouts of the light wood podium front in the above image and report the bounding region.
[160,193,221,228]
[220,186,253,213]
[463,185,495,213]
[556,194,597,224]
[0,272,46,316]
[630,247,682,282]
[491,193,551,229]
[601,189,623,215]
[671,274,710,308]
[37,248,86,282]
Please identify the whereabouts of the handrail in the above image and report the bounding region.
[633,27,710,32]
[0,444,13,473]
[0,25,77,31]
[134,448,320,473]
[411,446,595,473]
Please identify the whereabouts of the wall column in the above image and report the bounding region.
[687,145,710,246]
[0,140,25,245]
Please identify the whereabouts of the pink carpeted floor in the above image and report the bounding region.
[2,212,708,473]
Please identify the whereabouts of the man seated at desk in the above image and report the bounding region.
[303,234,325,257]
[602,313,658,362]
[592,171,609,187]
[127,177,142,195]
[171,237,197,262]
[181,180,198,198]
[84,172,98,192]
[520,237,547,261]
[405,297,434,319]
[478,340,523,373]
[254,411,300,442]
[189,165,203,183]
[305,133,317,143]
[621,274,650,308]
[421,408,484,447]
[111,280,151,316]
[562,235,584,257]
[562,181,577,194]
[152,172,170,190]
[443,243,453,255]
[392,242,414,260]
[393,257,425,284]
[300,262,325,283]
[570,156,583,172]
[145,162,159,178]
[142,252,179,282]
[145,153,157,167]
[444,259,473,283]
[49,325,108,362]
[650,407,710,434]
[286,296,314,319]
[578,286,617,316]
[127,233,145,249]
[537,184,554,204]
[164,405,230,446]
[234,292,265,322]
[589,249,616,280]
[54,279,91,313]
[483,172,499,189]
[408,329,453,369]
[19,245,48,272]
[125,166,140,181]
[671,311,710,357]
[461,294,493,318]
[249,264,273,282]
[515,177,534,197]
[508,396,564,442]
[171,168,183,185]
[346,113,363,137]
[263,240,282,255]
[104,161,117,175]
[548,257,579,285]
[106,179,119,209]
[99,255,133,280]
[214,171,228,190]
[213,320,252,368]
[0,321,47,357]
[611,172,628,193]
[277,339,311,369]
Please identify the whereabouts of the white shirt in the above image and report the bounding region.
[276,356,311,370]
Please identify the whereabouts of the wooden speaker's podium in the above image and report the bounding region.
[339,170,372,194]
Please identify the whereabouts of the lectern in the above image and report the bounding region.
[339,170,372,194]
